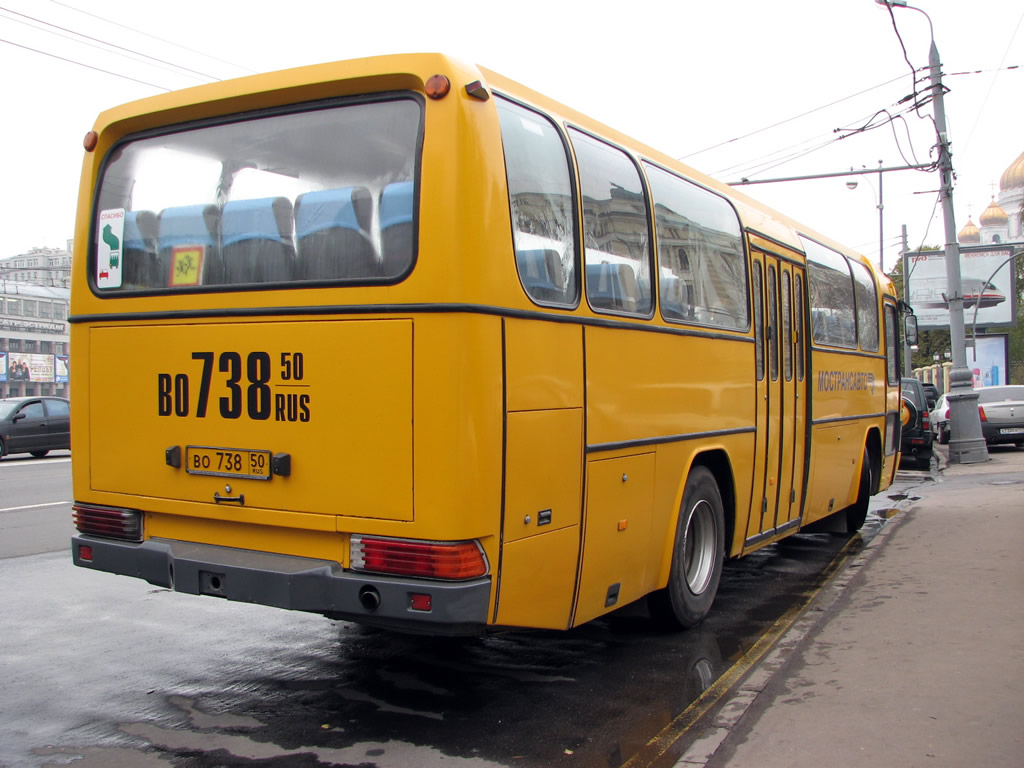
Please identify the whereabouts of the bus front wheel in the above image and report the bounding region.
[844,448,872,533]
[648,466,725,630]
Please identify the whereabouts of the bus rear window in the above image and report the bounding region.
[93,97,421,292]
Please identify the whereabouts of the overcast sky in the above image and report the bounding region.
[1,0,1021,273]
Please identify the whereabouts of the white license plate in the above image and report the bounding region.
[999,427,1024,435]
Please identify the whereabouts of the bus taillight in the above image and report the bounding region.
[72,504,143,542]
[350,536,488,580]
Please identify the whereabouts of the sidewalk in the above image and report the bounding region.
[686,445,1024,768]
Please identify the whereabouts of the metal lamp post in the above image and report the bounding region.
[845,160,885,271]
[876,0,987,463]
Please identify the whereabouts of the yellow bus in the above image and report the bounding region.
[70,53,904,635]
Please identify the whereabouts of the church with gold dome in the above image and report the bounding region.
[958,150,1024,245]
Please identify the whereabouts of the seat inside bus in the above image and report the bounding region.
[294,187,377,279]
[586,262,639,313]
[379,181,414,278]
[220,196,295,284]
[157,204,221,286]
[122,210,160,288]
[516,248,566,303]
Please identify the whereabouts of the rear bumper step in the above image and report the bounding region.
[72,535,491,633]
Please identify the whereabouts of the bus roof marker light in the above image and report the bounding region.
[425,75,451,100]
[83,131,98,152]
[464,80,489,101]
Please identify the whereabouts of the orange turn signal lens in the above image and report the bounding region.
[425,74,451,100]
[83,130,98,152]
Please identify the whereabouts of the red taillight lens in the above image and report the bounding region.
[922,410,930,429]
[72,504,142,542]
[979,406,987,422]
[78,545,94,561]
[350,536,488,580]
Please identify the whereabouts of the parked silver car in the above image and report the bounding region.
[932,393,950,444]
[978,385,1024,447]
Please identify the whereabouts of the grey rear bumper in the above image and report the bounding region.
[72,535,491,634]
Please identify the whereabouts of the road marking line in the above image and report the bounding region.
[0,501,73,513]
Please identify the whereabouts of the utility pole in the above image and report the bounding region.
[901,225,912,377]
[928,40,988,463]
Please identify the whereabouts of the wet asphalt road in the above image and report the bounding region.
[0,456,927,768]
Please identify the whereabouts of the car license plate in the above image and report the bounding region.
[185,445,272,480]
[999,427,1024,435]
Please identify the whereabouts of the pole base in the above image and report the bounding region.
[948,436,989,464]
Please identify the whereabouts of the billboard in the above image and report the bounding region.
[905,245,1017,330]
[6,354,56,382]
[967,334,1009,388]
[0,352,6,382]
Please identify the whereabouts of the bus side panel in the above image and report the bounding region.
[497,319,584,629]
[805,348,887,523]
[574,452,656,626]
[584,327,754,448]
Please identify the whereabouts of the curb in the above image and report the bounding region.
[670,504,915,767]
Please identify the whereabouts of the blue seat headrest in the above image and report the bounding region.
[296,188,363,238]
[158,205,217,249]
[222,197,292,247]
[380,181,414,230]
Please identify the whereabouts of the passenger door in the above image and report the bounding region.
[747,251,806,546]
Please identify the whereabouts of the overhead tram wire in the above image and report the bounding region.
[0,5,218,82]
[680,72,911,161]
[0,37,171,90]
[0,9,211,85]
[48,0,257,76]
[714,96,929,181]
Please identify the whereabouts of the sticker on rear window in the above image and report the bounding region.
[97,208,125,289]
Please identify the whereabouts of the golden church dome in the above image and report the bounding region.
[999,150,1024,191]
[979,197,1009,226]
[958,218,980,243]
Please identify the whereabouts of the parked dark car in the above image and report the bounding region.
[921,382,940,409]
[0,396,71,459]
[900,378,933,469]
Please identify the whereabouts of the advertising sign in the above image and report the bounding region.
[6,354,55,383]
[0,352,7,382]
[55,355,70,383]
[967,334,1009,388]
[905,245,1017,330]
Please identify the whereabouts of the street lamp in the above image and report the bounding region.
[845,160,884,271]
[875,0,987,464]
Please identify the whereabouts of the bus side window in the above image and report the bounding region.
[294,187,377,280]
[571,128,652,316]
[220,196,295,284]
[496,97,578,307]
[379,181,415,278]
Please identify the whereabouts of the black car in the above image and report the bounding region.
[921,382,940,409]
[899,378,933,470]
[0,396,71,459]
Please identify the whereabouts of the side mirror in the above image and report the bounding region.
[12,411,26,423]
[904,314,918,346]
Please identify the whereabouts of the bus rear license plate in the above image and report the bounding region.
[999,427,1024,435]
[185,446,272,480]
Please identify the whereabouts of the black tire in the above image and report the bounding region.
[0,437,6,459]
[30,450,49,459]
[845,448,872,532]
[648,466,726,630]
[937,426,949,445]
[916,450,932,470]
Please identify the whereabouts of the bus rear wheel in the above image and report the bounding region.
[648,466,725,630]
